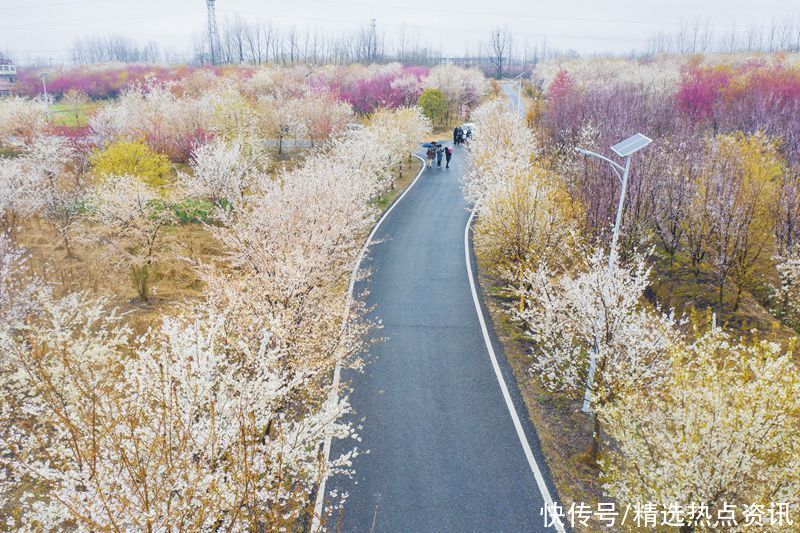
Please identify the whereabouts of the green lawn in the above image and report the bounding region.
[50,101,101,128]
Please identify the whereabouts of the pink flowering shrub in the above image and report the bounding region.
[333,65,427,114]
[14,64,255,100]
[676,64,732,120]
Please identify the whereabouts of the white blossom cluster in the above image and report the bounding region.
[423,64,488,115]
[89,80,210,151]
[180,136,265,205]
[464,98,577,304]
[774,247,800,324]
[520,246,678,402]
[0,102,431,529]
[0,96,49,146]
[600,321,800,515]
[462,98,539,205]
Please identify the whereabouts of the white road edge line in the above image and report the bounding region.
[311,154,427,532]
[464,206,566,533]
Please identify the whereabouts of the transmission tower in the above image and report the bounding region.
[206,0,219,65]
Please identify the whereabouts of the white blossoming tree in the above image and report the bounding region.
[599,322,800,522]
[21,135,85,258]
[463,98,536,204]
[180,137,267,206]
[464,98,578,310]
[258,95,306,155]
[88,174,176,301]
[0,96,49,145]
[424,64,487,124]
[0,233,42,329]
[0,294,356,530]
[209,145,379,376]
[0,158,44,233]
[520,247,679,457]
[295,90,354,147]
[773,247,800,328]
[89,81,210,160]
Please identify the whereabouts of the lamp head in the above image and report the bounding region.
[611,133,652,157]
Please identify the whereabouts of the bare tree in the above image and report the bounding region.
[488,28,511,79]
[72,35,160,64]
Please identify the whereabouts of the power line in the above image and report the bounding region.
[0,0,120,11]
[217,8,646,44]
[302,0,797,31]
[0,8,203,31]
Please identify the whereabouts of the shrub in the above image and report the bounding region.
[171,197,219,224]
[417,88,446,127]
[90,140,172,187]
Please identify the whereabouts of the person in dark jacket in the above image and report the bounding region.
[425,147,435,168]
[436,145,444,167]
[445,146,453,168]
[453,126,460,144]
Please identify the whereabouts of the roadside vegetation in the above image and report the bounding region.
[0,61,488,529]
[466,53,800,529]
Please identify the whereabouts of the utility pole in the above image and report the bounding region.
[38,72,50,121]
[370,18,377,62]
[206,0,219,65]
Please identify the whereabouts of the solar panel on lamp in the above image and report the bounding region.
[610,133,652,157]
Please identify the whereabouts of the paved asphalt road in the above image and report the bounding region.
[328,143,563,532]
[502,83,525,118]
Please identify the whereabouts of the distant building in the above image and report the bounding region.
[437,57,492,69]
[0,59,16,81]
[0,59,16,96]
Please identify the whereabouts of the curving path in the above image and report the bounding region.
[502,82,526,117]
[327,142,564,532]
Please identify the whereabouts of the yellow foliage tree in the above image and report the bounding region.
[90,140,172,188]
[474,166,579,311]
[465,99,580,311]
[693,132,783,309]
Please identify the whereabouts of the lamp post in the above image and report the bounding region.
[574,133,652,414]
[304,64,316,95]
[38,72,50,121]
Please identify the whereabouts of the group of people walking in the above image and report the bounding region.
[425,142,453,169]
[423,125,474,170]
[453,125,471,146]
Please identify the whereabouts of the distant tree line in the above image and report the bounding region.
[193,16,445,67]
[72,35,160,64]
[64,21,573,76]
[65,17,800,73]
[645,17,800,55]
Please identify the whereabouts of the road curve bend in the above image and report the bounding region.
[327,143,565,532]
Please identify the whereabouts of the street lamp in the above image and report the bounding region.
[304,64,316,95]
[574,133,652,414]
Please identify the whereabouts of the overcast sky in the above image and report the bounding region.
[2,0,799,63]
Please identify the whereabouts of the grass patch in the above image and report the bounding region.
[171,198,220,224]
[0,145,21,158]
[50,101,101,128]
